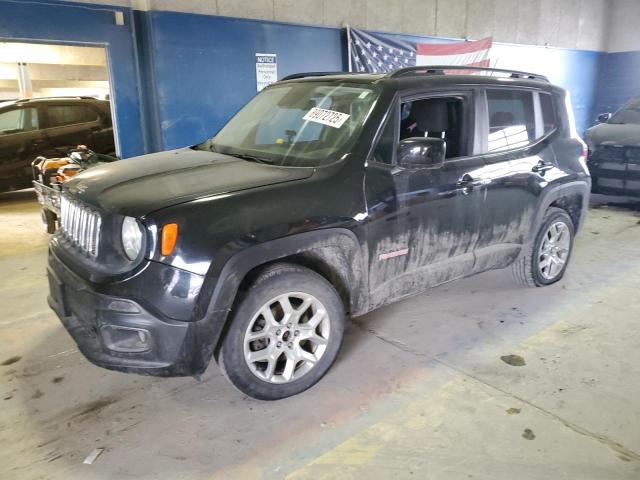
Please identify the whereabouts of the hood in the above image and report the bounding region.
[585,123,640,147]
[65,148,314,216]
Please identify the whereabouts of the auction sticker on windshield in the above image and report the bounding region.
[303,107,350,128]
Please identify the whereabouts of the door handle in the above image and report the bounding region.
[456,174,488,192]
[532,160,554,173]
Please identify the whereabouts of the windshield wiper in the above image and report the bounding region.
[227,153,275,165]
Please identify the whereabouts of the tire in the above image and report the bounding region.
[220,263,345,400]
[513,207,575,287]
[41,209,57,234]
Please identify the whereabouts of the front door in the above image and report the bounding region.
[364,92,485,309]
[0,106,44,191]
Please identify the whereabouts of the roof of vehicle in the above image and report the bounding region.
[279,66,556,91]
[0,96,109,108]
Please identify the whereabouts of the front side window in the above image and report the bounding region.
[401,96,467,159]
[609,96,640,125]
[47,105,99,128]
[486,89,535,153]
[0,108,39,135]
[208,82,379,167]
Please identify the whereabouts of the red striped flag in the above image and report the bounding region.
[416,37,492,70]
[347,27,492,74]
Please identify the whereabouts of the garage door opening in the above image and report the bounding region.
[0,41,117,193]
[0,41,110,100]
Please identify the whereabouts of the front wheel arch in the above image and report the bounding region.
[220,262,346,399]
[195,229,368,371]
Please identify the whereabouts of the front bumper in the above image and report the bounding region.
[588,145,640,196]
[47,248,213,377]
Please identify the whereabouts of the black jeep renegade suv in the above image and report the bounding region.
[47,67,590,400]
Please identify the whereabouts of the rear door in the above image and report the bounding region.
[42,103,102,155]
[471,87,559,271]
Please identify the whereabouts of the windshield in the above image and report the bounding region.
[609,97,640,125]
[205,82,378,167]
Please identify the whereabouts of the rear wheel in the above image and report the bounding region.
[513,207,574,287]
[220,263,345,400]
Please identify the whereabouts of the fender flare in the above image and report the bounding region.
[531,180,590,238]
[189,228,368,372]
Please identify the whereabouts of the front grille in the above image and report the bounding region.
[60,196,101,257]
[593,145,626,162]
[626,147,640,162]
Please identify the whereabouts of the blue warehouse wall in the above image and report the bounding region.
[362,30,603,136]
[0,0,609,155]
[143,17,602,149]
[0,0,147,158]
[594,51,640,118]
[489,43,603,136]
[142,12,343,151]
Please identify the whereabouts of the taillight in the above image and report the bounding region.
[578,140,589,174]
[580,145,588,161]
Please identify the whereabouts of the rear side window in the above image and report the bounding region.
[0,108,39,135]
[539,92,556,134]
[486,89,535,152]
[47,105,99,128]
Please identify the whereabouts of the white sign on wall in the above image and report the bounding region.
[255,53,278,92]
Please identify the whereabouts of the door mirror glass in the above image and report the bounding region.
[597,112,611,123]
[398,137,446,169]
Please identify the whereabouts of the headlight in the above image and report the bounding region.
[121,216,143,260]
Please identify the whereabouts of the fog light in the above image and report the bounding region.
[106,300,140,313]
[100,325,150,353]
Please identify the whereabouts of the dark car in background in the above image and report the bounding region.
[585,96,640,197]
[0,96,115,192]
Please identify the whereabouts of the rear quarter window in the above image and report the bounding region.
[539,92,557,135]
[486,89,535,153]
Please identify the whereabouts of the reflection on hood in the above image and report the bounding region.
[586,122,640,148]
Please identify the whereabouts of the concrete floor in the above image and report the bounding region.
[1,190,639,480]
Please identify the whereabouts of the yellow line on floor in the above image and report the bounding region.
[284,266,640,479]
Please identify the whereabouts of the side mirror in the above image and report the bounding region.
[398,137,446,169]
[597,112,611,123]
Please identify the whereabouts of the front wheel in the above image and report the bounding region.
[513,207,575,287]
[220,263,345,400]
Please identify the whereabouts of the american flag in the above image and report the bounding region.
[347,27,492,74]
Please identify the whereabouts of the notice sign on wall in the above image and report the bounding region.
[256,53,278,91]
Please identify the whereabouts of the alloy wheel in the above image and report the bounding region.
[243,292,330,384]
[538,221,571,280]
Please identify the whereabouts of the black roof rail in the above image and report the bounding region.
[387,65,549,82]
[280,71,363,81]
